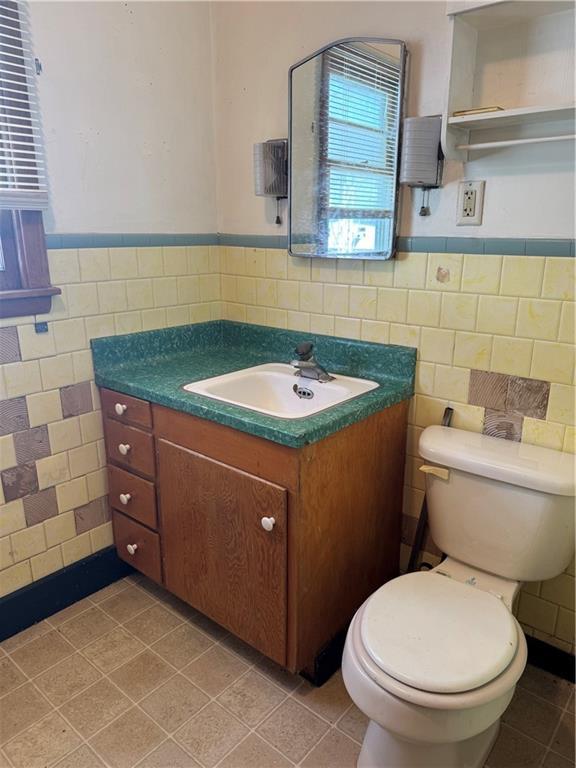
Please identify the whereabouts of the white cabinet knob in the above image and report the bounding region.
[126,543,138,555]
[261,517,276,532]
[115,403,128,416]
[118,443,131,456]
[119,493,131,506]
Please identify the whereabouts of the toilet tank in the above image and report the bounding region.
[419,426,575,582]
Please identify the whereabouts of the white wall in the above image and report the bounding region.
[29,1,218,234]
[211,1,575,239]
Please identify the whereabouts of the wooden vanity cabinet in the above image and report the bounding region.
[102,387,408,674]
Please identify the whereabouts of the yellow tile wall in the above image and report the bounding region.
[0,245,222,599]
[219,246,576,653]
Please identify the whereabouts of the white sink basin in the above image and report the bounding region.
[182,363,378,419]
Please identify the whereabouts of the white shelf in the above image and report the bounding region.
[457,134,576,152]
[448,104,576,131]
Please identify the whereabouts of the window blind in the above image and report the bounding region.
[0,0,47,210]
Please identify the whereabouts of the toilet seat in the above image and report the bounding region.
[360,571,518,694]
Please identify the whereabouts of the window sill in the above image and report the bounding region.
[0,286,61,318]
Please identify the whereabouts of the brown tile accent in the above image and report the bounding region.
[57,606,118,649]
[34,652,101,707]
[469,370,509,410]
[503,687,563,745]
[0,656,26,697]
[0,396,29,436]
[301,729,361,768]
[82,627,145,674]
[337,704,369,744]
[217,669,286,727]
[0,683,51,745]
[1,462,38,502]
[108,650,173,702]
[99,585,154,622]
[89,707,164,768]
[550,711,575,761]
[60,678,132,739]
[140,674,209,732]
[293,670,351,724]
[74,497,110,534]
[544,751,574,768]
[257,698,329,763]
[174,702,248,768]
[182,646,249,697]
[124,604,183,645]
[53,745,106,768]
[483,409,523,442]
[486,723,546,768]
[220,734,292,768]
[60,381,93,418]
[507,375,550,418]
[23,487,58,526]
[3,711,82,768]
[10,630,74,677]
[137,741,200,768]
[13,425,51,464]
[151,623,213,669]
[0,327,21,364]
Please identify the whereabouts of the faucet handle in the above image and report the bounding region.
[295,341,314,360]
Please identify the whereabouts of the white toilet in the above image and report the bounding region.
[342,425,575,768]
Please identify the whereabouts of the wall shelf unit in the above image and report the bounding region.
[442,1,575,161]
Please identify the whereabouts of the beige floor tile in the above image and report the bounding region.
[89,707,164,768]
[217,669,286,727]
[124,605,183,645]
[90,580,130,604]
[136,739,201,768]
[100,587,155,623]
[46,597,95,626]
[1,621,51,653]
[182,646,249,697]
[109,650,173,701]
[220,633,265,665]
[0,748,12,767]
[518,665,573,709]
[10,630,74,677]
[60,678,132,738]
[34,652,101,706]
[4,711,81,768]
[57,606,118,649]
[550,711,575,761]
[255,656,302,693]
[82,627,146,673]
[54,744,106,768]
[293,670,352,724]
[337,704,369,744]
[0,683,51,744]
[300,728,361,768]
[543,751,574,768]
[220,734,292,768]
[139,674,209,732]
[567,690,574,714]
[174,702,248,768]
[503,687,563,745]
[486,724,546,768]
[186,611,228,641]
[151,624,213,669]
[0,657,26,697]
[257,698,329,763]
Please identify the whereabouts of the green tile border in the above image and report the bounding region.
[45,232,575,256]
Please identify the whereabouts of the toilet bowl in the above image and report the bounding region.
[343,426,575,768]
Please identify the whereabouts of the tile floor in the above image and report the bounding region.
[0,574,574,768]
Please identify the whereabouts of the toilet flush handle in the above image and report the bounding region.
[419,464,450,481]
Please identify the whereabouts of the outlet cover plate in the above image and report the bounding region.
[457,180,485,226]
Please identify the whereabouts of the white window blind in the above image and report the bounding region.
[321,43,400,254]
[0,0,47,210]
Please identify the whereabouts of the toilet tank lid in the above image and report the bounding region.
[419,426,575,496]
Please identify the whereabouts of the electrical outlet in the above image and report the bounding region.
[457,180,485,226]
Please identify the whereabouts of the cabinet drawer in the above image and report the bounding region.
[113,511,162,583]
[104,418,155,479]
[108,465,157,529]
[101,388,152,430]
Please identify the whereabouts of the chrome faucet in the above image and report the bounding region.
[291,342,334,382]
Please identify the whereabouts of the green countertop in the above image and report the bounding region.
[91,321,416,448]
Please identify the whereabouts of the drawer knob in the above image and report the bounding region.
[118,443,131,456]
[126,543,138,555]
[115,403,128,416]
[261,516,276,532]
[119,493,132,505]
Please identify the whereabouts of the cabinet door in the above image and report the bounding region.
[157,439,288,665]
